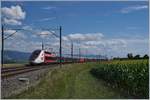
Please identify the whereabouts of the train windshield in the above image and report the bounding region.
[29,50,41,60]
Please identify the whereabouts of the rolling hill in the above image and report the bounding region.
[3,50,31,63]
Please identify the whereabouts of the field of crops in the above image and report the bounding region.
[90,60,149,99]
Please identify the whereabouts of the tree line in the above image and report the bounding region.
[113,53,149,60]
[127,53,149,59]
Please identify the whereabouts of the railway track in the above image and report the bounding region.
[1,62,78,79]
[1,64,57,79]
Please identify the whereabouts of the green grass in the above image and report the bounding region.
[9,62,126,99]
[3,63,26,68]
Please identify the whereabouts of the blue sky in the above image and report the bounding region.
[1,1,149,58]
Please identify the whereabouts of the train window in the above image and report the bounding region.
[29,50,41,60]
[45,51,52,54]
[33,50,41,55]
[45,56,57,60]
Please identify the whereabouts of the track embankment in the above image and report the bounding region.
[1,64,60,98]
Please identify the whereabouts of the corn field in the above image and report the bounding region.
[90,60,149,98]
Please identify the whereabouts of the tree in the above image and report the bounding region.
[134,54,140,59]
[143,54,149,59]
[127,53,133,59]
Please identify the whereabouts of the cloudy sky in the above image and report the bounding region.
[1,1,149,58]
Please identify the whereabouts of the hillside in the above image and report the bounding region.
[3,50,31,63]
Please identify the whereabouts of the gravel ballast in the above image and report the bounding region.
[1,65,60,98]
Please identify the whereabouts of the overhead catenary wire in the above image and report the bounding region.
[1,26,63,67]
[4,30,19,40]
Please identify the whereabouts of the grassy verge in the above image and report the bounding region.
[9,62,125,99]
[3,63,26,68]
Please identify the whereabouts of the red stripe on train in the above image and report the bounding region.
[44,60,57,63]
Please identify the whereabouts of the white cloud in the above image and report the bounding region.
[61,32,148,57]
[39,31,52,35]
[66,33,104,41]
[2,5,26,19]
[4,29,27,40]
[5,40,42,52]
[4,29,148,58]
[22,25,33,31]
[62,36,69,41]
[125,38,148,44]
[42,6,56,10]
[61,33,127,51]
[67,33,85,41]
[15,32,27,39]
[38,17,56,22]
[4,29,16,35]
[106,39,127,47]
[84,41,105,47]
[121,5,148,13]
[3,18,22,25]
[38,31,53,38]
[2,5,26,25]
[59,32,128,57]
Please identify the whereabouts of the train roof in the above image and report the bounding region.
[33,49,56,54]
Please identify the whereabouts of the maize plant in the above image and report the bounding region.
[90,60,149,98]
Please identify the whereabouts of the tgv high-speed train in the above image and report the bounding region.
[29,50,85,65]
[29,49,101,65]
[29,50,57,65]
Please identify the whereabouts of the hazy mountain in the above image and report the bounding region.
[3,50,31,63]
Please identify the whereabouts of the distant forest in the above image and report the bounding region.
[113,53,149,60]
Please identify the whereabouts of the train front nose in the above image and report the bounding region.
[29,53,37,64]
[29,58,36,65]
[29,50,43,65]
